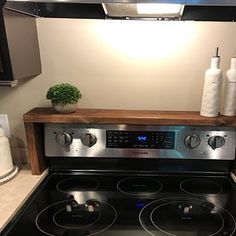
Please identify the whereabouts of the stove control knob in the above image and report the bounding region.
[56,132,73,146]
[81,133,97,147]
[208,136,225,150]
[85,199,100,212]
[184,135,201,149]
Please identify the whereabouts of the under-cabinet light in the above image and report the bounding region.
[137,3,184,17]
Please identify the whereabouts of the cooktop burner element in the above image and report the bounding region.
[3,174,236,236]
[139,197,236,236]
[36,199,117,236]
[56,177,100,193]
[180,179,223,196]
[53,200,101,229]
[117,177,162,196]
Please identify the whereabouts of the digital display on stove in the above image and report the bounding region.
[106,131,175,149]
[138,136,147,141]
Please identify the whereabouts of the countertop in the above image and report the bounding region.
[0,166,48,232]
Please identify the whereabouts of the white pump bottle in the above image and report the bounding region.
[0,128,13,177]
[200,47,223,117]
[222,57,236,116]
[0,128,18,183]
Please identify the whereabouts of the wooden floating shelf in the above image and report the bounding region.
[24,107,236,126]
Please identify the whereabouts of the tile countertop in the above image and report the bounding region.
[0,166,48,232]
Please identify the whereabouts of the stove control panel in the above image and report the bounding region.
[44,124,236,160]
[106,131,175,149]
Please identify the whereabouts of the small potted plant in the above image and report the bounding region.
[46,83,81,113]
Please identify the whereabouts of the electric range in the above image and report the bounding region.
[2,124,236,236]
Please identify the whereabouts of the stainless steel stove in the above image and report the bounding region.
[2,124,236,236]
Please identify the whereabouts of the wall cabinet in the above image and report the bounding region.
[0,8,41,87]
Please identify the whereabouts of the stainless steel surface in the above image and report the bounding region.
[3,9,41,80]
[56,132,73,146]
[184,135,201,149]
[0,80,18,87]
[5,0,236,21]
[4,1,39,17]
[7,0,236,6]
[208,136,225,150]
[81,133,97,147]
[231,172,236,183]
[45,124,236,160]
[102,3,184,18]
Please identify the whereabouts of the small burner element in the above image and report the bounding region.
[117,177,162,196]
[36,199,117,236]
[56,177,99,193]
[139,197,236,236]
[53,205,101,229]
[180,179,223,196]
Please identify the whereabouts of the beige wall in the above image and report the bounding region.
[0,19,236,157]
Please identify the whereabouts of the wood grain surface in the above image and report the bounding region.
[24,107,236,126]
[24,122,48,175]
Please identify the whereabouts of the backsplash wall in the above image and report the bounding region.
[0,19,236,158]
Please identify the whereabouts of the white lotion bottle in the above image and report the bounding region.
[0,128,13,177]
[222,57,236,116]
[200,47,223,117]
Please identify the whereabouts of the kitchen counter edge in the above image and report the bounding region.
[0,167,48,232]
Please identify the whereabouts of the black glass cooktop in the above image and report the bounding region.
[2,173,236,236]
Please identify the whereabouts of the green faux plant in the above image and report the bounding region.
[46,83,81,105]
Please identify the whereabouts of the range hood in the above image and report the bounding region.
[5,0,236,5]
[102,3,185,19]
[3,0,236,21]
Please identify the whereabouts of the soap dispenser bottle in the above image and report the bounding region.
[200,47,223,117]
[222,56,236,116]
[0,128,18,183]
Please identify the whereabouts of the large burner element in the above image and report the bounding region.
[36,199,117,236]
[180,179,222,196]
[139,197,236,236]
[56,177,99,193]
[117,177,162,196]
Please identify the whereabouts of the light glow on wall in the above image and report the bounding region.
[94,20,197,60]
